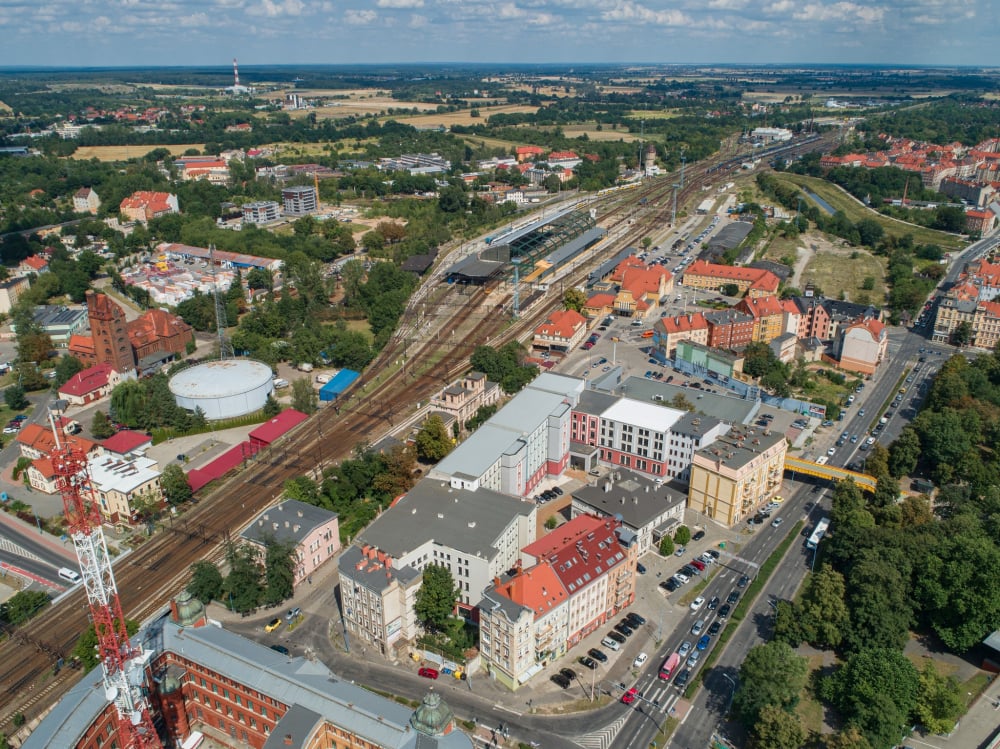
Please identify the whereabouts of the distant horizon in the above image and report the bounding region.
[0,0,989,69]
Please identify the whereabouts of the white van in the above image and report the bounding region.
[601,636,621,651]
[273,378,289,389]
[58,567,81,584]
[315,374,331,385]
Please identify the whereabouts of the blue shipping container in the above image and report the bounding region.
[319,369,360,401]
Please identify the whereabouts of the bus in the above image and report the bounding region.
[806,518,830,550]
[658,652,681,681]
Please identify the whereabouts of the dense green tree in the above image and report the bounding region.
[262,395,282,418]
[263,538,297,606]
[658,535,674,556]
[563,288,587,312]
[187,561,224,604]
[673,525,691,545]
[160,464,193,506]
[12,306,53,364]
[91,410,116,439]
[415,414,453,462]
[751,705,804,749]
[4,384,28,411]
[821,728,873,749]
[914,662,964,735]
[0,589,51,626]
[844,554,912,652]
[52,355,84,388]
[223,544,264,614]
[888,427,920,479]
[72,619,139,671]
[797,565,851,649]
[291,378,317,415]
[734,641,808,726]
[414,564,459,631]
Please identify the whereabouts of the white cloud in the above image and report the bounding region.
[344,8,377,23]
[247,0,304,17]
[705,0,748,9]
[408,12,427,26]
[792,2,885,24]
[377,0,423,7]
[178,12,210,26]
[601,0,690,26]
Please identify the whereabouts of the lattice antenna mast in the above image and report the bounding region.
[210,244,232,359]
[233,58,240,88]
[49,409,160,749]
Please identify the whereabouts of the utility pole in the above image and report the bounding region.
[671,184,680,226]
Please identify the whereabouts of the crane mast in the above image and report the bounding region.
[50,416,160,749]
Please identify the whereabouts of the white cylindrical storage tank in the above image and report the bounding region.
[168,359,274,421]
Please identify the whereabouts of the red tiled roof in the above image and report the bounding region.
[535,309,587,339]
[127,308,192,350]
[492,563,568,619]
[585,293,616,309]
[848,317,885,339]
[21,255,48,271]
[17,423,96,457]
[547,151,579,161]
[119,191,175,217]
[248,409,308,445]
[683,261,780,292]
[68,334,95,358]
[102,430,152,455]
[656,312,707,335]
[738,295,785,319]
[58,362,114,397]
[522,514,627,595]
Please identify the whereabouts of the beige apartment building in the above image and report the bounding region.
[687,426,787,527]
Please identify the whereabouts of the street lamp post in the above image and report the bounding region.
[722,673,738,716]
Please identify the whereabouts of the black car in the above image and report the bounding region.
[608,631,627,644]
[560,668,577,681]
[675,669,691,688]
[588,648,608,663]
[737,575,750,588]
[707,596,719,611]
[626,612,647,626]
[705,549,720,559]
[579,656,598,670]
[661,579,679,592]
[614,623,634,637]
[708,621,722,636]
[551,673,571,689]
[692,530,706,541]
[726,590,740,605]
[269,644,290,656]
[636,562,646,575]
[551,485,564,496]
[717,604,731,619]
[681,565,698,577]
[542,490,556,501]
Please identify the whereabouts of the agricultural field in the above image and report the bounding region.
[561,123,643,142]
[390,104,539,129]
[69,144,205,161]
[773,172,965,251]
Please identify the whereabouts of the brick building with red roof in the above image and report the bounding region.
[119,191,179,224]
[532,309,588,352]
[56,362,126,406]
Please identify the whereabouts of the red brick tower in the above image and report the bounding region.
[86,291,136,373]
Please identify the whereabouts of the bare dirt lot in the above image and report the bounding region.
[70,144,205,161]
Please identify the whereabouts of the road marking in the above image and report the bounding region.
[574,711,630,749]
[491,704,522,717]
[0,538,42,562]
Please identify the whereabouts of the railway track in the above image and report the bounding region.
[0,132,838,735]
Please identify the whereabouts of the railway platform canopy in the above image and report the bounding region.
[483,209,598,272]
[444,255,506,286]
[784,456,876,493]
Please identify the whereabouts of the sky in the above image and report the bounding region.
[0,0,990,68]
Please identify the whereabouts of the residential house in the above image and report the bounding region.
[119,191,179,224]
[736,295,786,344]
[338,480,535,656]
[72,187,101,215]
[242,201,281,225]
[681,261,780,297]
[532,309,589,353]
[831,317,888,375]
[429,372,501,427]
[966,210,997,235]
[687,426,787,527]
[0,276,30,314]
[653,313,708,359]
[703,309,755,350]
[86,451,163,525]
[515,145,544,162]
[18,255,49,276]
[57,363,125,406]
[569,471,686,556]
[241,499,340,588]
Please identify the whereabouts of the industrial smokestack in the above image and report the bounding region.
[233,58,240,87]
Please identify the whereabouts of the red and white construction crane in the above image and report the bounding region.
[50,414,160,749]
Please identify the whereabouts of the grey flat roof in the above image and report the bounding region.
[621,377,757,425]
[339,544,421,592]
[433,373,582,480]
[263,704,323,749]
[25,614,473,749]
[543,226,607,266]
[241,499,338,547]
[33,305,86,328]
[572,472,686,529]
[356,479,532,560]
[673,411,724,439]
[693,424,785,470]
[575,389,619,416]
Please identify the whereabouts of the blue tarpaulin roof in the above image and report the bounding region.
[319,369,360,401]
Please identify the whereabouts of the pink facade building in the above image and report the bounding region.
[241,499,340,587]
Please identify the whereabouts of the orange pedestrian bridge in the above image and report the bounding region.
[784,456,877,493]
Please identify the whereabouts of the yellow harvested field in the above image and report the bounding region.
[396,104,539,128]
[561,124,643,142]
[627,110,681,119]
[69,144,206,161]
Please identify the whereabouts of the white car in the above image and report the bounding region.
[633,652,648,668]
[678,640,693,657]
[827,447,836,456]
[690,596,706,612]
[674,572,690,585]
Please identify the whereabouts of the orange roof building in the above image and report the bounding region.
[532,309,588,352]
[16,423,98,461]
[682,260,780,297]
[119,191,179,223]
[736,295,788,343]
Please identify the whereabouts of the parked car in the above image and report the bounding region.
[635,562,646,575]
[551,485,563,496]
[692,530,706,541]
[673,546,687,557]
[551,673,571,689]
[626,612,646,626]
[418,667,439,679]
[579,656,598,670]
[608,631,627,644]
[621,687,639,705]
[690,596,706,612]
[265,618,282,633]
[674,572,690,585]
[677,640,693,658]
[661,579,680,592]
[269,644,290,656]
[691,619,705,636]
[705,549,720,560]
[614,622,634,637]
[697,634,711,650]
[633,652,648,668]
[560,667,577,681]
[708,621,722,636]
[588,648,608,663]
[690,559,706,571]
[726,590,740,605]
[718,604,731,618]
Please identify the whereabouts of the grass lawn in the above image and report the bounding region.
[796,654,829,738]
[341,318,374,341]
[801,248,887,304]
[561,123,643,142]
[772,173,965,251]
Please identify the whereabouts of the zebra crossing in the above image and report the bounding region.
[573,691,680,749]
[0,537,41,561]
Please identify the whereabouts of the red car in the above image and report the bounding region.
[621,687,639,705]
[690,559,706,572]
[418,667,439,679]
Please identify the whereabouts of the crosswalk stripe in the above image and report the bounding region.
[0,538,41,562]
